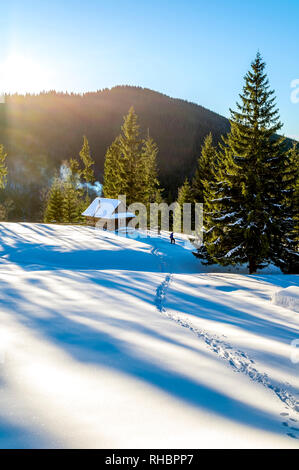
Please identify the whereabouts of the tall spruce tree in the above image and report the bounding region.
[79,136,95,198]
[192,133,218,203]
[69,157,82,184]
[150,188,164,233]
[103,137,124,199]
[60,159,85,224]
[62,178,82,224]
[118,106,143,205]
[174,178,192,233]
[140,133,160,204]
[276,142,299,273]
[103,107,160,207]
[0,145,8,189]
[44,175,64,223]
[197,52,289,274]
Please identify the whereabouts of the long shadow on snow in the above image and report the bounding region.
[0,224,195,273]
[0,241,160,272]
[0,278,291,439]
[164,283,299,345]
[0,413,57,449]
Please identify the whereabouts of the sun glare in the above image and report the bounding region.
[0,53,52,94]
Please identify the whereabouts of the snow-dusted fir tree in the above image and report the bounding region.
[103,107,142,205]
[60,161,85,224]
[62,178,83,224]
[68,157,82,186]
[276,143,299,273]
[79,135,95,201]
[102,137,123,199]
[192,133,218,203]
[103,107,160,207]
[196,52,289,274]
[174,178,192,232]
[117,106,143,206]
[44,174,64,223]
[0,144,8,189]
[140,133,160,205]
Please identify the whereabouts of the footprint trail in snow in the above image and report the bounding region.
[152,244,299,440]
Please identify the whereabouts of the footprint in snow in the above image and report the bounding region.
[287,433,298,439]
[280,412,289,416]
[290,418,297,422]
[282,422,289,427]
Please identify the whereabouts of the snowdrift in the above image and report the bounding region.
[0,222,298,449]
[272,287,299,313]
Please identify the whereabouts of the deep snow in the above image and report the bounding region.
[272,287,299,313]
[0,222,298,448]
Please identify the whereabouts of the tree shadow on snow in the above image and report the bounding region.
[0,276,293,442]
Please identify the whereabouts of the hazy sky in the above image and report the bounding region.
[0,0,298,138]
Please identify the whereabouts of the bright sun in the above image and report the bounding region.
[0,53,51,94]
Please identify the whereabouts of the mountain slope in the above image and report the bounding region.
[0,86,230,196]
[0,222,298,448]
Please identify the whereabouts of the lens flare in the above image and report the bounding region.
[0,53,52,94]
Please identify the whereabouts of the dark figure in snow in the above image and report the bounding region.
[170,232,175,244]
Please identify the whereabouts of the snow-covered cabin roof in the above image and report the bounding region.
[82,197,135,219]
[109,211,135,219]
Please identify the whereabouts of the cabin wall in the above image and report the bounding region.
[83,217,134,230]
[85,216,96,227]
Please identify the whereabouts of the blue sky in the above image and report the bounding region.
[0,0,298,138]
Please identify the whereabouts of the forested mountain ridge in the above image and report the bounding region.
[0,85,295,221]
[0,86,229,191]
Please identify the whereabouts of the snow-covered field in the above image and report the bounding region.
[0,222,298,448]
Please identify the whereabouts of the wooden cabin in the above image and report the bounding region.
[82,197,135,230]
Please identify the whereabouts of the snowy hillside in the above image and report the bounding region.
[0,222,298,449]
